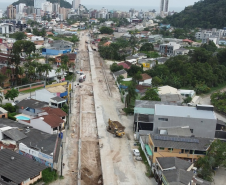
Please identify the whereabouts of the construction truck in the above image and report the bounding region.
[107,119,125,138]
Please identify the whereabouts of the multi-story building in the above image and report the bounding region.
[42,2,53,13]
[34,0,46,9]
[52,3,60,14]
[73,0,81,10]
[59,7,70,20]
[7,5,16,19]
[159,42,180,56]
[0,10,3,19]
[97,7,108,19]
[16,3,26,14]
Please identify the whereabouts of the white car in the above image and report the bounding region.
[133,149,140,156]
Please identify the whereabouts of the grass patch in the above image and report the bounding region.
[42,168,59,184]
[20,87,44,94]
[208,82,226,94]
[138,144,152,177]
[120,81,132,86]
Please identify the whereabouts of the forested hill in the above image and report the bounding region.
[162,0,226,29]
[12,0,72,9]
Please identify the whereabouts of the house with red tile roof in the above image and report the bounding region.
[139,74,152,86]
[117,62,131,69]
[17,104,67,134]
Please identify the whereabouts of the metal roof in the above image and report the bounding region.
[2,128,27,141]
[157,157,192,170]
[150,134,212,151]
[51,96,66,102]
[0,149,46,184]
[155,104,216,120]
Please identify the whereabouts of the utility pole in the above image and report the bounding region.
[60,142,63,177]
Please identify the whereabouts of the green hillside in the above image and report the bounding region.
[163,0,226,29]
[12,0,72,9]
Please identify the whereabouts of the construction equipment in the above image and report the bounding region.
[107,119,125,138]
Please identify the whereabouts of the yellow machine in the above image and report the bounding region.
[107,119,125,137]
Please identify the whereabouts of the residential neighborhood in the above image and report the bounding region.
[0,0,226,185]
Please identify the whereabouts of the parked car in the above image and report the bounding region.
[133,149,140,156]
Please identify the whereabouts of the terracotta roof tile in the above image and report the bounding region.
[141,73,152,81]
[41,107,67,117]
[41,114,63,128]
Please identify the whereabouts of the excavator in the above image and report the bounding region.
[107,119,125,138]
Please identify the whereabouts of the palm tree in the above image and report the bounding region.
[42,64,52,84]
[36,63,44,80]
[0,93,3,104]
[125,83,138,108]
[18,66,24,85]
[55,68,61,79]
[60,64,67,78]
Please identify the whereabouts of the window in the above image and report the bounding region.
[154,147,157,152]
[168,148,173,151]
[159,147,165,150]
[158,118,168,121]
[190,129,193,133]
[185,150,190,153]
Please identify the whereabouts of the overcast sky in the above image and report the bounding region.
[2,0,199,7]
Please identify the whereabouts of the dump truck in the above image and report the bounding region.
[107,119,125,138]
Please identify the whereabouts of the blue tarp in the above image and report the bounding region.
[60,91,68,97]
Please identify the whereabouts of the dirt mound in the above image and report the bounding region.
[82,167,93,176]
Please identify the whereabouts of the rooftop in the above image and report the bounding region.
[0,107,8,114]
[35,115,64,128]
[135,100,178,109]
[113,69,127,77]
[155,104,216,119]
[150,134,212,151]
[17,99,48,110]
[140,73,152,81]
[41,107,67,118]
[0,149,46,184]
[156,157,192,170]
[0,118,57,155]
[163,169,194,185]
[158,85,179,95]
[51,96,66,103]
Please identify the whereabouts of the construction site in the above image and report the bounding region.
[51,31,156,185]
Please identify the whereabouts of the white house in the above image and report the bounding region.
[139,74,152,85]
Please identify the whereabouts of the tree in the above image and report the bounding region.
[4,88,19,101]
[55,68,62,78]
[99,27,114,34]
[117,75,124,84]
[129,35,138,54]
[125,83,137,108]
[42,64,52,83]
[201,41,217,52]
[61,55,70,73]
[196,139,226,181]
[10,32,26,40]
[141,88,161,101]
[0,73,7,86]
[110,63,123,72]
[140,43,154,52]
[127,65,143,77]
[132,71,142,83]
[0,93,3,104]
[152,76,162,87]
[183,96,192,104]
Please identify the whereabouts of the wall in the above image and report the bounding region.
[30,118,53,134]
[19,143,53,168]
[153,115,216,138]
[139,78,152,85]
[0,141,16,150]
[0,113,8,118]
[22,172,42,185]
